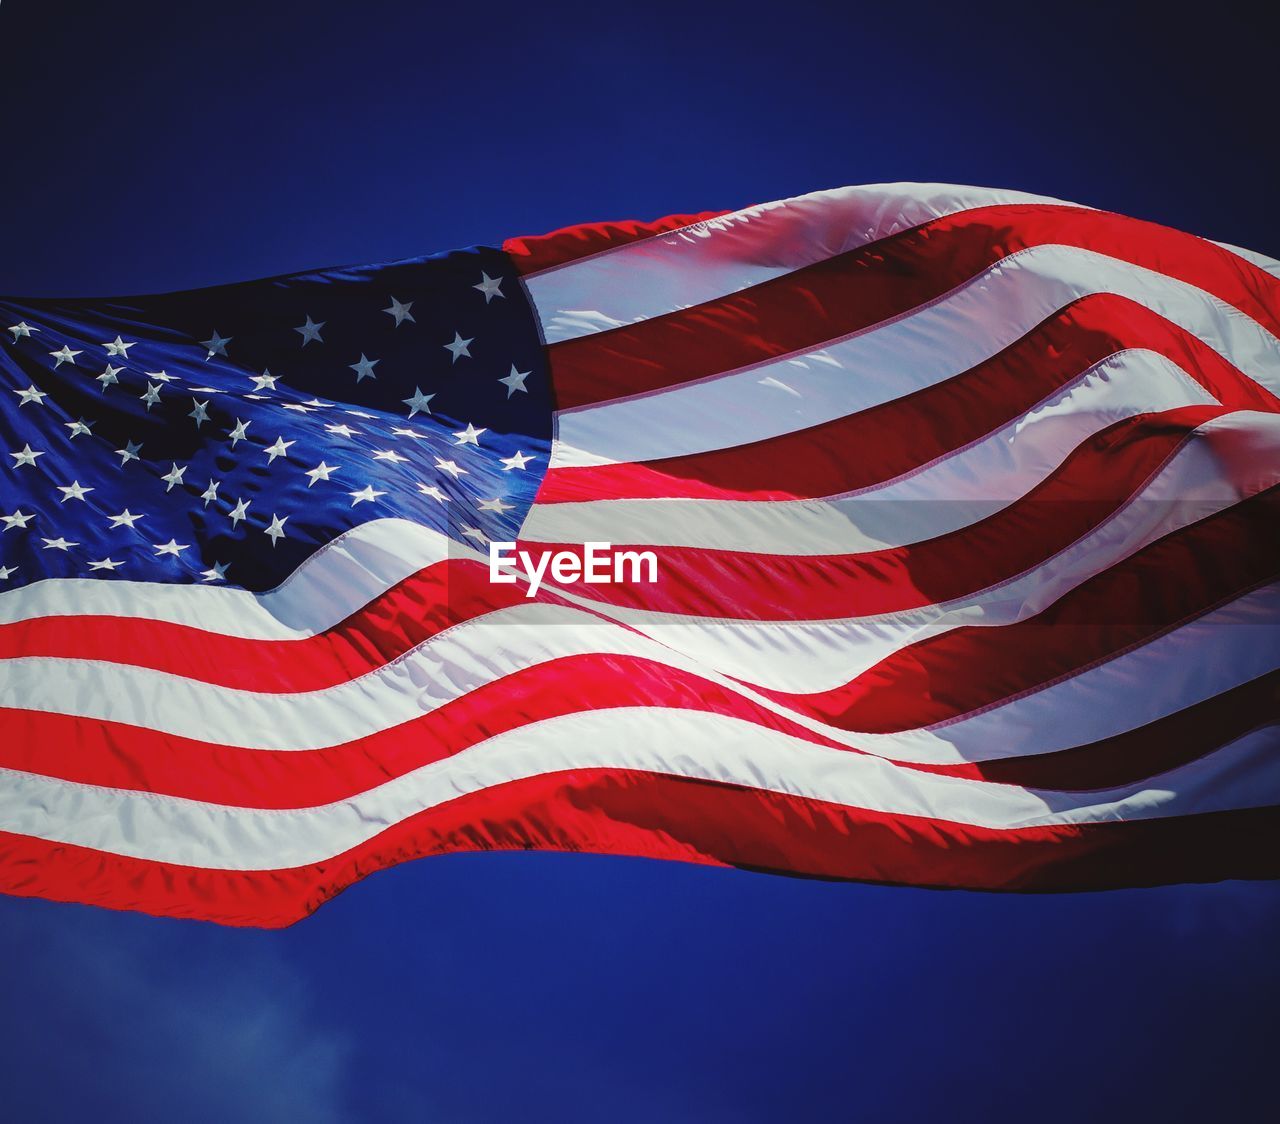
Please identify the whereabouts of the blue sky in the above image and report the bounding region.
[1,1,1276,1120]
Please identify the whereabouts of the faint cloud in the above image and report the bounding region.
[0,900,356,1124]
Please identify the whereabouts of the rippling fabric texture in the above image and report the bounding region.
[1,182,1278,926]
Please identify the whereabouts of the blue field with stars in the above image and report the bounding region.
[1,247,551,592]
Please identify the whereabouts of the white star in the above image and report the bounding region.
[57,480,93,503]
[416,483,448,502]
[108,509,144,529]
[154,538,189,558]
[325,422,358,438]
[346,410,376,419]
[302,398,331,409]
[264,436,294,463]
[348,485,386,506]
[453,422,486,446]
[14,385,48,407]
[2,510,35,531]
[64,417,94,438]
[372,449,408,464]
[161,462,187,491]
[459,526,488,543]
[478,496,515,514]
[146,369,179,382]
[499,365,531,397]
[140,382,163,410]
[390,426,426,439]
[304,461,338,486]
[500,450,536,471]
[435,456,466,478]
[227,418,251,447]
[200,330,231,358]
[280,403,316,414]
[9,444,43,468]
[228,498,251,527]
[103,335,135,357]
[0,565,16,580]
[42,537,77,551]
[201,561,230,582]
[402,386,434,417]
[8,322,37,341]
[49,345,81,368]
[88,558,124,571]
[201,479,220,506]
[115,439,143,466]
[349,354,380,382]
[384,296,415,326]
[264,513,288,545]
[189,399,211,427]
[97,363,122,389]
[295,315,324,346]
[443,331,473,362]
[249,370,279,392]
[473,272,505,303]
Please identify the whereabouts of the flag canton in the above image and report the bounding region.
[0,246,550,592]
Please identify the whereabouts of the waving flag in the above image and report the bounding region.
[1,183,1278,927]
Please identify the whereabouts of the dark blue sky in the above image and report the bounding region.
[1,2,1276,1121]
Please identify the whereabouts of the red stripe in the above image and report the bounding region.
[2,773,1275,927]
[523,406,1230,621]
[4,426,1258,695]
[0,560,531,692]
[0,655,884,808]
[503,210,729,275]
[4,657,1271,802]
[4,613,1272,810]
[538,293,1279,505]
[759,488,1280,731]
[547,205,1280,412]
[10,425,1264,747]
[962,672,1280,789]
[4,483,1269,749]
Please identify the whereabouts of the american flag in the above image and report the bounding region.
[1,183,1278,927]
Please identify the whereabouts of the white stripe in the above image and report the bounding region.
[524,351,1220,554]
[546,420,1278,692]
[1214,239,1280,279]
[1,412,1274,695]
[0,518,465,638]
[4,573,1276,765]
[554,243,1280,466]
[855,583,1280,763]
[0,714,1274,870]
[528,183,1088,342]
